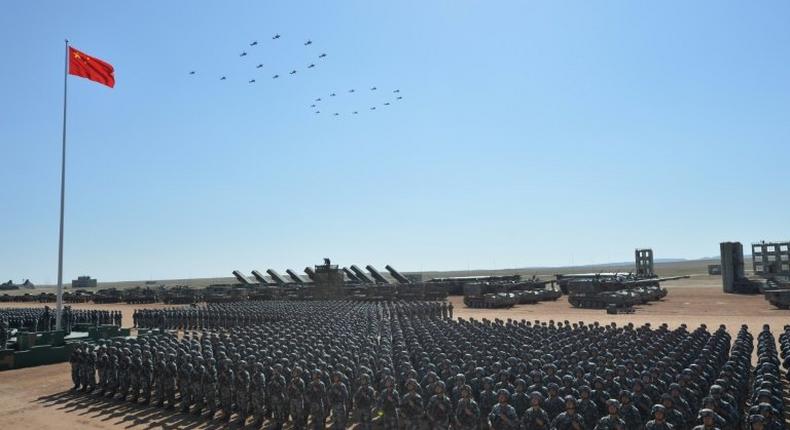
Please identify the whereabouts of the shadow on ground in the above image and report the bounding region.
[36,391,241,430]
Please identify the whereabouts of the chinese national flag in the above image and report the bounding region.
[68,46,115,88]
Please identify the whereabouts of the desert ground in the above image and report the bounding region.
[0,274,785,429]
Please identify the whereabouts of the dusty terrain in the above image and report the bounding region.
[0,275,785,429]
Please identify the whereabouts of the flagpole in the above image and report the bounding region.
[55,39,69,331]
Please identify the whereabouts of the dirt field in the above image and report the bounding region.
[0,275,786,429]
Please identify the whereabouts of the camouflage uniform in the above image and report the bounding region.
[268,367,287,430]
[488,390,519,430]
[288,368,307,429]
[455,386,481,430]
[377,377,400,430]
[69,346,82,390]
[427,382,453,430]
[236,367,251,424]
[328,374,349,430]
[307,371,328,430]
[401,379,424,430]
[354,374,376,430]
[179,362,193,412]
[219,365,235,420]
[251,363,267,426]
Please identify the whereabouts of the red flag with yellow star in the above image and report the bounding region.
[68,46,115,88]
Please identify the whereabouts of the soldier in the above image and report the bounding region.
[328,371,349,429]
[130,352,142,402]
[511,379,529,418]
[236,364,251,425]
[118,350,132,400]
[401,378,425,430]
[594,399,626,430]
[164,354,179,409]
[662,394,687,430]
[106,352,120,398]
[488,388,518,430]
[551,395,587,430]
[448,301,454,319]
[69,345,82,390]
[179,362,193,412]
[191,360,206,415]
[219,360,235,420]
[479,377,497,429]
[251,362,267,427]
[152,351,164,406]
[307,369,328,430]
[203,358,219,418]
[97,348,109,395]
[82,346,97,393]
[578,386,599,429]
[646,404,674,430]
[427,380,453,430]
[545,383,565,420]
[289,367,307,430]
[619,390,643,430]
[455,384,480,430]
[354,373,375,430]
[268,364,287,430]
[378,375,400,429]
[748,414,765,430]
[692,409,720,430]
[522,391,550,430]
[0,317,8,349]
[755,403,782,430]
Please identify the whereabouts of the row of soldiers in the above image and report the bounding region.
[68,300,781,429]
[133,300,450,330]
[1,306,121,335]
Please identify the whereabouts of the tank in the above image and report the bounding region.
[463,283,517,308]
[565,275,684,309]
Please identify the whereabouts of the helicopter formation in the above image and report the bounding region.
[186,33,406,118]
[309,87,404,117]
[186,33,327,83]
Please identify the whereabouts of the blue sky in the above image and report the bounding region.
[1,1,789,283]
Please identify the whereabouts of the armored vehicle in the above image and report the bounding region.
[762,278,790,309]
[564,274,685,309]
[123,286,160,304]
[93,288,123,304]
[463,283,517,308]
[161,285,199,304]
[511,277,562,304]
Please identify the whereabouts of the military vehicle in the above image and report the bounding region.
[513,279,562,304]
[93,288,124,304]
[203,284,250,303]
[120,286,160,304]
[161,285,199,304]
[761,278,790,309]
[563,274,686,309]
[428,275,520,295]
[462,283,518,308]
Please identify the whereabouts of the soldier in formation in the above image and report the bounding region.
[63,300,783,429]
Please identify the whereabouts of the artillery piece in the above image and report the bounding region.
[564,274,686,309]
[462,283,518,308]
